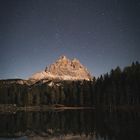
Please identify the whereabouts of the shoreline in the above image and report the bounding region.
[0,104,140,112]
[0,104,95,112]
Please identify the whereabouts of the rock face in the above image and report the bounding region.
[29,55,92,81]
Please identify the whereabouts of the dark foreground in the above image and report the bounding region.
[0,109,140,140]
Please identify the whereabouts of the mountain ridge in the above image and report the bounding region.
[29,55,93,81]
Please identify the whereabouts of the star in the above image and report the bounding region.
[101,12,105,16]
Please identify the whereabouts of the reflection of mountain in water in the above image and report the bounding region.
[0,110,140,140]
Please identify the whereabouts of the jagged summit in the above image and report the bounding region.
[29,55,93,81]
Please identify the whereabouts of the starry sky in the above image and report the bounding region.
[0,0,140,79]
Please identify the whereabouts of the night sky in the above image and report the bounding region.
[0,0,140,79]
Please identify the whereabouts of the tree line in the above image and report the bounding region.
[0,61,139,107]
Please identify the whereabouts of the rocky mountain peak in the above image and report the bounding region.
[59,55,67,60]
[56,55,69,63]
[29,56,93,81]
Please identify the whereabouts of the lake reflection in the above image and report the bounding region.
[0,110,140,140]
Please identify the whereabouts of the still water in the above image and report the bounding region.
[0,110,140,140]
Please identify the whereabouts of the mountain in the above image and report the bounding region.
[29,55,92,81]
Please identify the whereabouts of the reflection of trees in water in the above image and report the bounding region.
[0,110,140,140]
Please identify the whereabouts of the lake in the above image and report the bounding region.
[0,110,140,140]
